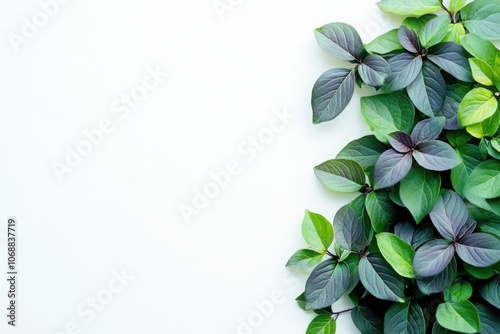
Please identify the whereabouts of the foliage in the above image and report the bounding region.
[289,1,500,333]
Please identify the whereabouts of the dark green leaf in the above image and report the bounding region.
[436,300,480,333]
[314,159,366,192]
[365,191,396,232]
[417,257,457,294]
[400,166,441,223]
[407,61,446,117]
[461,0,500,40]
[373,150,412,189]
[412,223,436,248]
[351,305,383,334]
[447,130,471,147]
[413,239,455,277]
[333,198,371,252]
[455,233,500,267]
[336,135,389,174]
[360,93,415,143]
[475,303,500,334]
[384,301,426,334]
[305,259,350,310]
[359,55,391,87]
[427,42,473,82]
[384,53,423,92]
[312,68,355,124]
[463,262,497,280]
[306,314,336,334]
[302,210,334,252]
[451,143,486,195]
[287,249,325,269]
[358,254,406,303]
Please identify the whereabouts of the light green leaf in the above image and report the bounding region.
[458,87,498,126]
[466,109,500,139]
[461,0,500,40]
[376,233,415,278]
[460,34,499,66]
[302,210,334,252]
[360,93,414,143]
[419,15,450,47]
[445,281,473,302]
[403,14,437,35]
[449,0,467,13]
[378,0,442,16]
[314,159,366,192]
[365,29,403,55]
[400,166,441,223]
[442,23,466,43]
[436,300,480,333]
[469,58,495,86]
[464,160,500,200]
[287,249,325,269]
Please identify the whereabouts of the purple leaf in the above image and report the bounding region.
[374,149,413,189]
[388,132,414,153]
[410,117,445,144]
[398,26,420,54]
[413,239,455,277]
[413,140,461,171]
[455,233,500,267]
[429,190,469,240]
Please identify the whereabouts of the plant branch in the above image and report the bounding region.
[441,3,454,22]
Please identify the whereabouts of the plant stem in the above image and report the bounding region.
[333,308,354,317]
[326,250,336,258]
[441,3,454,23]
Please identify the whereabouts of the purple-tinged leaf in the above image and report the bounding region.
[407,61,447,117]
[429,190,469,240]
[388,132,414,153]
[384,53,423,93]
[398,26,420,53]
[438,84,469,130]
[359,55,391,87]
[455,233,500,267]
[413,140,461,171]
[359,254,406,303]
[411,117,446,144]
[413,239,455,277]
[394,221,415,245]
[315,23,364,61]
[427,42,473,82]
[456,219,477,240]
[417,257,457,294]
[479,276,500,309]
[305,259,350,310]
[374,149,413,189]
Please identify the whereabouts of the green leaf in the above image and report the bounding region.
[463,262,497,280]
[407,61,446,117]
[365,29,403,55]
[365,192,396,232]
[479,274,500,309]
[458,87,498,126]
[378,0,442,16]
[466,109,500,139]
[460,34,499,66]
[384,301,426,334]
[442,23,466,44]
[360,93,415,143]
[445,281,473,302]
[403,14,437,35]
[336,135,389,174]
[287,249,325,269]
[302,210,334,252]
[314,159,366,193]
[312,68,356,124]
[358,254,406,303]
[447,131,472,147]
[451,151,482,196]
[461,0,500,40]
[420,14,450,48]
[427,42,473,82]
[383,53,423,93]
[469,58,495,86]
[464,160,500,200]
[351,305,383,334]
[439,85,470,131]
[358,55,391,87]
[449,0,467,13]
[376,233,415,278]
[436,300,480,333]
[305,259,350,309]
[306,314,336,334]
[400,166,441,223]
[475,303,500,334]
[315,23,364,61]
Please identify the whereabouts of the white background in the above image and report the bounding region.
[0,1,403,333]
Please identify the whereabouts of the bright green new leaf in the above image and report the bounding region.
[449,0,467,13]
[419,15,450,47]
[466,109,500,139]
[436,300,480,333]
[442,23,466,43]
[287,249,324,269]
[469,58,495,86]
[306,314,336,334]
[464,160,500,200]
[378,0,442,16]
[445,281,473,302]
[365,29,403,55]
[376,233,415,278]
[302,210,334,252]
[458,87,498,126]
